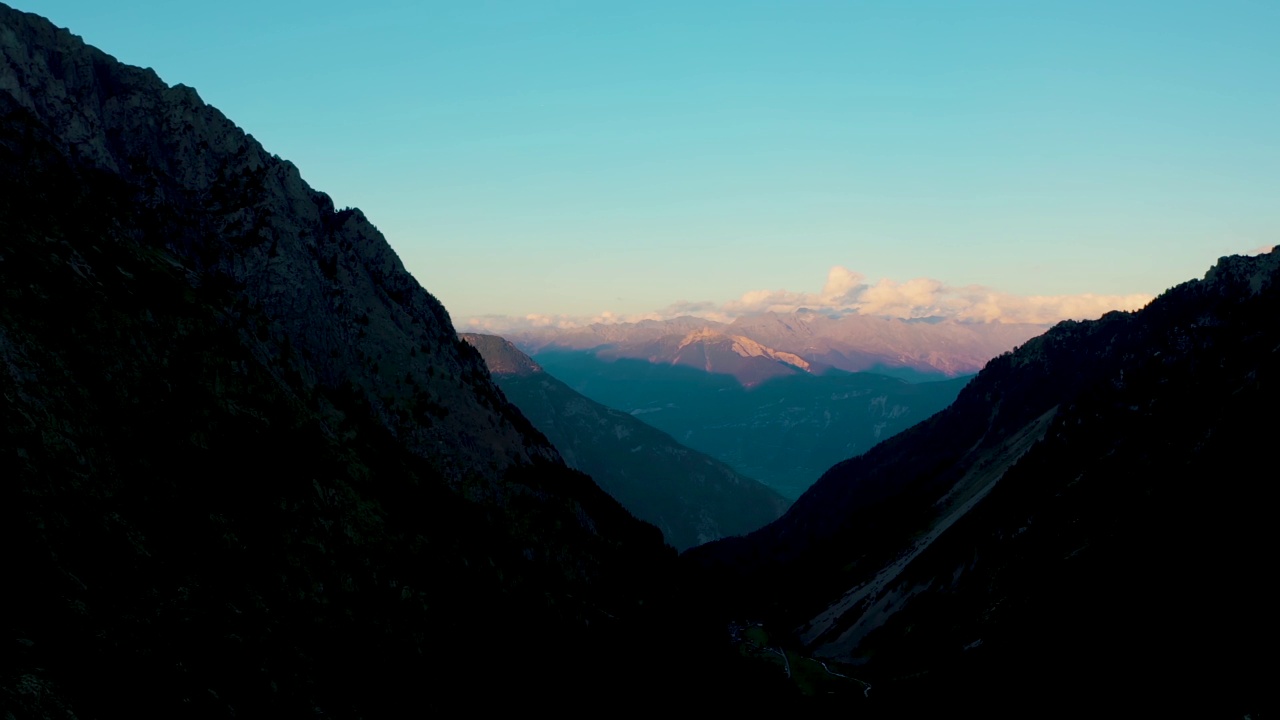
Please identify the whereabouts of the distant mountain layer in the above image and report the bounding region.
[688,250,1280,713]
[533,350,970,498]
[461,334,789,551]
[508,312,1046,384]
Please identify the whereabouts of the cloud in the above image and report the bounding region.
[462,309,669,333]
[717,266,1151,324]
[945,286,1153,324]
[857,277,948,318]
[460,266,1155,331]
[722,267,871,315]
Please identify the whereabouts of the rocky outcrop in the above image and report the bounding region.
[0,3,553,483]
[1,5,685,716]
[460,332,544,376]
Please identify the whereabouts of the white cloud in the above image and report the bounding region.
[717,266,1152,324]
[462,309,669,333]
[460,266,1155,331]
[945,286,1153,324]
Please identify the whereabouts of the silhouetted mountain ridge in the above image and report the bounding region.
[0,5,728,715]
[6,3,1277,715]
[688,249,1279,713]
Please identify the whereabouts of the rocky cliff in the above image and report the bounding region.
[689,249,1280,714]
[0,5,690,715]
[0,3,554,481]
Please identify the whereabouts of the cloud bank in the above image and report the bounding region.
[462,265,1155,332]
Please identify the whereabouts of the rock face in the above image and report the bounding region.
[462,333,789,551]
[0,3,552,480]
[463,333,545,376]
[689,250,1280,714]
[1,5,683,716]
[664,328,811,387]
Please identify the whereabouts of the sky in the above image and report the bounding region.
[19,1,1280,328]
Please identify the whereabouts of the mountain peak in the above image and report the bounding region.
[1205,248,1279,295]
[674,327,811,370]
[460,332,543,376]
[661,328,808,385]
[674,326,724,349]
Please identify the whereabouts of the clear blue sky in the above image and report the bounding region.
[19,1,1280,323]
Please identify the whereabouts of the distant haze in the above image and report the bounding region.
[504,311,1046,383]
[464,265,1154,332]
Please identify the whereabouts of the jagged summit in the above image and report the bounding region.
[507,311,1045,384]
[676,328,812,372]
[661,328,811,386]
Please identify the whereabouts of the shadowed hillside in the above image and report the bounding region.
[689,250,1280,715]
[5,3,1276,716]
[0,5,745,714]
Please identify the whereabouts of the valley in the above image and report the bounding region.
[3,3,1276,716]
[532,349,969,498]
[460,333,788,550]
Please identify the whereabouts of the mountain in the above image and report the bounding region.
[725,311,1046,378]
[688,251,1280,714]
[461,333,789,551]
[507,311,1045,382]
[505,314,1029,498]
[534,350,970,498]
[621,327,812,388]
[9,3,1276,715]
[0,5,734,715]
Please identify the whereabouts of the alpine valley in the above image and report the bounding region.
[529,343,972,498]
[504,316,1035,497]
[2,4,1275,717]
[460,332,789,551]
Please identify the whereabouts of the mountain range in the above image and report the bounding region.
[506,311,1046,384]
[3,4,1275,716]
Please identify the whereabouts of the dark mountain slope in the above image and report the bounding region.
[461,333,789,551]
[689,250,1280,713]
[0,5,722,715]
[0,2,546,480]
